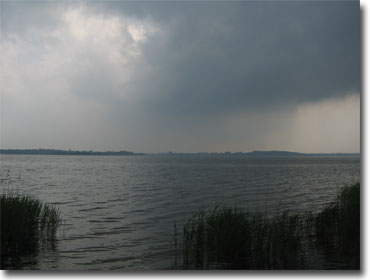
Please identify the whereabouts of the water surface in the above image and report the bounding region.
[0,155,360,270]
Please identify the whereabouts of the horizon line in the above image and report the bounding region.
[0,148,361,155]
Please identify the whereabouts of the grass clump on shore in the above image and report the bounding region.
[175,183,360,270]
[315,183,360,264]
[181,207,305,269]
[1,193,61,268]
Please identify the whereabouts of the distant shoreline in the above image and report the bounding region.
[0,149,360,157]
[0,149,142,156]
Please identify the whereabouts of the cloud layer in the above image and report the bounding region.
[1,1,360,152]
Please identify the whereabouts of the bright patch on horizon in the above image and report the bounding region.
[291,94,360,153]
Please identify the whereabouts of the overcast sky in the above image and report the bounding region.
[1,1,360,153]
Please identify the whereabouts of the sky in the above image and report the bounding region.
[0,1,360,153]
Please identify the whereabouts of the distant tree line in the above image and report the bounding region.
[159,151,360,157]
[0,149,142,156]
[0,149,359,157]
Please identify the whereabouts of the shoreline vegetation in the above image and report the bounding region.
[0,149,360,157]
[0,192,61,269]
[174,183,360,270]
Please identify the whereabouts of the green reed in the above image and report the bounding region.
[175,183,360,270]
[315,183,360,265]
[1,193,61,268]
[180,207,305,269]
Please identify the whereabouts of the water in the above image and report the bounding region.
[0,155,360,270]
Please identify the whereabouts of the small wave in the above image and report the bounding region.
[74,246,109,253]
[78,206,107,212]
[49,201,74,205]
[63,235,100,241]
[88,219,119,223]
[85,256,141,265]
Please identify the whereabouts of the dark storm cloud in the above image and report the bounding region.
[3,1,359,117]
[99,1,360,116]
[1,1,360,152]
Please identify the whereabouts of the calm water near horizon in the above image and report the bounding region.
[0,155,360,270]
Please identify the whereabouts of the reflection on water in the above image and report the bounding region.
[0,155,360,270]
